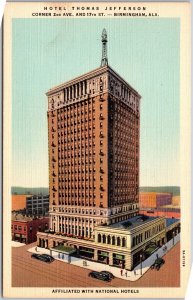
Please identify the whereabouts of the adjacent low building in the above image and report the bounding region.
[37,215,180,270]
[172,196,180,206]
[139,206,180,219]
[12,213,49,244]
[12,194,30,211]
[26,195,49,216]
[12,194,50,217]
[139,192,172,209]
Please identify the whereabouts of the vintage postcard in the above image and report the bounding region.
[3,1,191,298]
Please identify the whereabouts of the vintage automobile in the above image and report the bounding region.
[31,253,54,263]
[100,271,115,279]
[151,258,165,270]
[88,271,111,281]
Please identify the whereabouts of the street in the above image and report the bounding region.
[12,242,180,287]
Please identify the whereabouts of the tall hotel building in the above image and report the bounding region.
[47,29,140,238]
[37,30,169,270]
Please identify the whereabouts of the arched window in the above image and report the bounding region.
[112,236,115,245]
[98,234,101,243]
[117,237,121,246]
[107,235,111,244]
[138,234,141,243]
[102,234,106,244]
[122,237,126,247]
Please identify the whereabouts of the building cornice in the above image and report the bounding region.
[107,65,141,98]
[46,65,141,98]
[46,66,108,96]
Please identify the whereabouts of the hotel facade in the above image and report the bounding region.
[37,30,180,270]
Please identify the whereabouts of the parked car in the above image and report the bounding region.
[151,258,165,270]
[41,254,55,262]
[88,271,111,281]
[31,253,54,263]
[100,271,114,279]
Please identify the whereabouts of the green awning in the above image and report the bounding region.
[113,254,124,260]
[80,249,94,253]
[52,245,75,253]
[99,251,109,257]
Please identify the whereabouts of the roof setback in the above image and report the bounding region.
[99,215,161,231]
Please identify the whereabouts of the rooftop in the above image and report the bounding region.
[104,215,160,231]
[161,204,180,209]
[140,192,172,196]
[166,218,180,227]
[12,213,48,222]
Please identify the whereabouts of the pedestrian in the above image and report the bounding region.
[125,271,127,277]
[134,269,136,276]
[121,269,123,276]
[35,246,37,252]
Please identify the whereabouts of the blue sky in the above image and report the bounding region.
[12,18,180,187]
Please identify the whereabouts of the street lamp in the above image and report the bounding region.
[140,253,143,275]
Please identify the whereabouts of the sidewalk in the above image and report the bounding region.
[11,241,26,247]
[28,233,180,282]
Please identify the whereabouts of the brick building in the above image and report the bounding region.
[26,195,49,216]
[46,29,140,238]
[172,196,180,206]
[139,207,180,219]
[12,195,29,211]
[12,213,49,244]
[139,192,172,209]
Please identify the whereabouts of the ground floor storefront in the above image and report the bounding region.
[37,231,131,268]
[36,218,180,271]
[36,232,165,270]
[12,233,27,244]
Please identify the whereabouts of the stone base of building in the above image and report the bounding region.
[36,232,164,271]
[37,216,180,271]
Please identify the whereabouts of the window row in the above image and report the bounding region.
[58,160,96,167]
[98,234,127,247]
[57,109,95,120]
[57,151,96,157]
[57,132,95,139]
[58,185,96,190]
[57,99,95,110]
